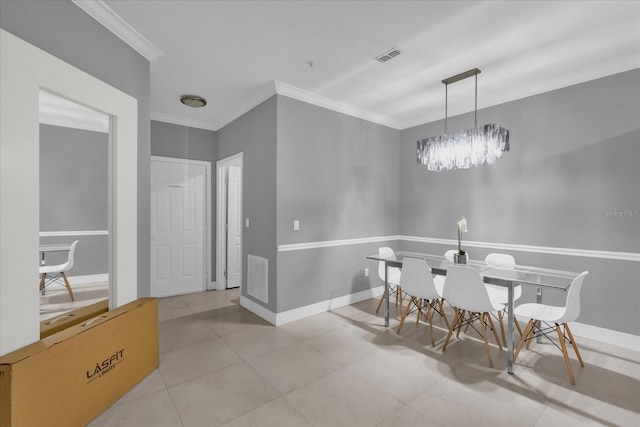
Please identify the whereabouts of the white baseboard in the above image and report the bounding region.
[240,286,387,327]
[241,287,640,352]
[567,321,640,352]
[274,286,385,326]
[239,295,276,325]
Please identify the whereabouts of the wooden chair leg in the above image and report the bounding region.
[62,272,75,301]
[556,323,576,385]
[486,314,503,351]
[39,273,47,292]
[497,311,506,348]
[456,310,466,338]
[396,297,414,334]
[396,286,403,310]
[564,323,584,367]
[416,299,423,325]
[480,313,494,368]
[514,319,534,362]
[427,303,435,347]
[375,290,386,314]
[463,311,472,334]
[525,321,536,350]
[442,308,460,352]
[515,317,524,337]
[439,299,450,329]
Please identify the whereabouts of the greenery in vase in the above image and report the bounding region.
[457,217,468,255]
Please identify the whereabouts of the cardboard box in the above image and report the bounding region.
[39,299,109,339]
[1,298,158,427]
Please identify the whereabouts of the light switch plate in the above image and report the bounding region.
[293,220,300,231]
[245,218,250,228]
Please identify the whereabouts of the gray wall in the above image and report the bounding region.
[1,0,152,296]
[151,120,217,277]
[40,124,108,275]
[399,69,640,335]
[276,96,400,311]
[217,96,278,311]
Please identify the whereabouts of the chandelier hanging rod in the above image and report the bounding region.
[441,68,481,85]
[443,68,481,133]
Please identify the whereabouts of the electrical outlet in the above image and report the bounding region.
[364,268,369,277]
[293,220,300,231]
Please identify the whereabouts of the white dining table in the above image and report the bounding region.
[367,251,579,374]
[39,243,72,266]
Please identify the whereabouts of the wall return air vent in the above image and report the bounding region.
[375,47,401,63]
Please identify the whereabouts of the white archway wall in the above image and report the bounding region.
[0,29,138,355]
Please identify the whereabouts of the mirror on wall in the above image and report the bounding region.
[38,90,110,324]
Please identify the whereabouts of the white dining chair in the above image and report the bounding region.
[39,240,78,301]
[514,271,589,385]
[434,249,463,292]
[442,265,504,368]
[396,258,449,345]
[484,253,523,345]
[375,247,403,314]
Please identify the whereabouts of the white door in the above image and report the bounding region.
[151,159,206,297]
[226,165,242,288]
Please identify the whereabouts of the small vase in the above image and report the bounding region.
[453,253,467,264]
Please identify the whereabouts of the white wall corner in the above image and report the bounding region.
[239,295,277,325]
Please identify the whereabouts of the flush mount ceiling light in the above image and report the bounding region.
[180,95,207,108]
[417,68,510,171]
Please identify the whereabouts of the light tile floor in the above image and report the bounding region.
[39,282,109,321]
[89,289,640,426]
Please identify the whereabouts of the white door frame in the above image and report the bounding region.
[1,29,138,354]
[216,153,243,291]
[151,156,213,290]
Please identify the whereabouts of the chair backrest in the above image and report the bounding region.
[443,265,500,313]
[485,253,515,269]
[377,247,400,284]
[61,240,79,272]
[400,258,439,300]
[558,271,589,323]
[444,249,457,262]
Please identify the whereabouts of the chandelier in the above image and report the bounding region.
[416,68,510,171]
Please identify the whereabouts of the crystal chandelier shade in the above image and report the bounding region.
[416,68,510,171]
[417,124,510,171]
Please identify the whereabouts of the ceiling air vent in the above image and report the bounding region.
[375,47,401,63]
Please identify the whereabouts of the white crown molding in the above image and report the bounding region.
[277,234,640,262]
[274,81,402,130]
[150,112,218,132]
[71,0,163,62]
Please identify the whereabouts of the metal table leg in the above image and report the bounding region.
[536,286,542,343]
[507,281,514,374]
[384,262,389,327]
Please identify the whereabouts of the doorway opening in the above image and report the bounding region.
[216,153,243,291]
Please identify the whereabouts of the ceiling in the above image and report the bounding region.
[90,1,638,131]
